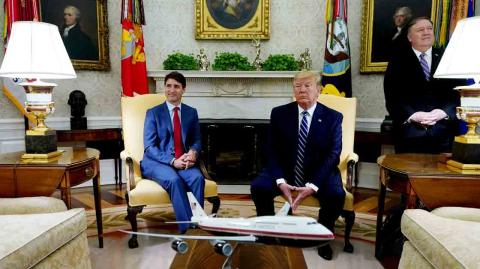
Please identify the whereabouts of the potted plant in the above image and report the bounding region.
[163,52,199,70]
[212,52,253,71]
[262,54,299,71]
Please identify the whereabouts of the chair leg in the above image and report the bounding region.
[342,209,355,253]
[126,204,145,249]
[206,196,221,215]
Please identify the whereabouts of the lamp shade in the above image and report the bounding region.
[434,16,480,81]
[0,21,76,79]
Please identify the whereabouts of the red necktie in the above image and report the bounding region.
[173,107,184,159]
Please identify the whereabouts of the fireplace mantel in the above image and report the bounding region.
[148,70,299,119]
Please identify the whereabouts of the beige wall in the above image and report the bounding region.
[0,0,478,121]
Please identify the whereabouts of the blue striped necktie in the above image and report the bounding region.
[294,111,309,187]
[419,53,430,81]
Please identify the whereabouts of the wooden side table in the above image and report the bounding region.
[375,153,480,258]
[0,147,104,248]
[57,128,124,188]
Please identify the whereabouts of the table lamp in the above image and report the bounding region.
[0,21,76,159]
[434,16,480,172]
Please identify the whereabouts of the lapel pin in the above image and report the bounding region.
[318,119,322,122]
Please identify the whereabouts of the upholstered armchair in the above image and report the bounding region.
[399,207,480,268]
[277,94,358,253]
[120,94,220,248]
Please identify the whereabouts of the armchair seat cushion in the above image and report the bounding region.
[400,209,480,269]
[0,208,87,269]
[0,197,67,215]
[129,178,218,207]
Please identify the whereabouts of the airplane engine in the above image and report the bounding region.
[171,239,188,254]
[213,241,233,256]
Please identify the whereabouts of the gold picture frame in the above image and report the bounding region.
[360,0,438,73]
[40,0,110,71]
[195,0,270,39]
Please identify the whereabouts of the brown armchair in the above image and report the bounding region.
[120,94,220,248]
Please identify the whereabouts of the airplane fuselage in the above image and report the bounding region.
[193,215,334,247]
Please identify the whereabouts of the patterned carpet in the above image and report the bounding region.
[86,200,376,243]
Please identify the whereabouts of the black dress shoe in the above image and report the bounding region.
[318,245,333,260]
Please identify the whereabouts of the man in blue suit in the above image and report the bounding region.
[251,71,345,260]
[140,71,204,233]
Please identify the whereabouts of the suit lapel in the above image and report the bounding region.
[431,48,442,75]
[180,104,188,145]
[287,103,300,143]
[160,102,173,135]
[406,49,426,81]
[308,103,324,142]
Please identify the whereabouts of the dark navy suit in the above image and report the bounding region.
[384,47,463,153]
[140,102,204,232]
[251,102,345,232]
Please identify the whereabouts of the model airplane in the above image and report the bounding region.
[120,193,333,257]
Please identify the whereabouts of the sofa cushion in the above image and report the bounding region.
[0,208,87,269]
[401,209,480,269]
[33,233,91,269]
[432,207,480,223]
[399,241,434,269]
[0,197,67,215]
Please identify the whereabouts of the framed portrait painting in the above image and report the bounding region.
[195,0,270,39]
[40,0,110,71]
[360,0,438,73]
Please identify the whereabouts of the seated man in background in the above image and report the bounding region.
[251,71,345,260]
[140,71,204,234]
[384,17,464,153]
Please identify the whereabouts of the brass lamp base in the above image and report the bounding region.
[451,136,480,165]
[21,150,63,160]
[446,160,480,175]
[24,129,58,156]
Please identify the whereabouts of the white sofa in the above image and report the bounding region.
[399,207,480,269]
[0,197,91,269]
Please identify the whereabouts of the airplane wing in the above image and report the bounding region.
[275,202,290,216]
[119,230,257,242]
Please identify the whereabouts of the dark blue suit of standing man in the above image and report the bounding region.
[140,72,204,233]
[251,71,345,260]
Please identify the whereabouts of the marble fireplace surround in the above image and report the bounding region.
[149,70,296,120]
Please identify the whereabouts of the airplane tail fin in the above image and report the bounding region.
[275,202,290,216]
[187,192,208,218]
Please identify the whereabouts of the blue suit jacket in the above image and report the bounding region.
[140,102,201,178]
[266,102,343,195]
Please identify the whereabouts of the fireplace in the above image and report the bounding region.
[200,119,268,184]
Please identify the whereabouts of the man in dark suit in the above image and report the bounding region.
[251,71,345,260]
[140,71,204,233]
[61,5,97,60]
[384,17,462,153]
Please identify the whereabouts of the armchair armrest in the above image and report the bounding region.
[347,152,359,163]
[120,150,136,191]
[345,152,358,192]
[120,150,131,161]
[198,159,213,181]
